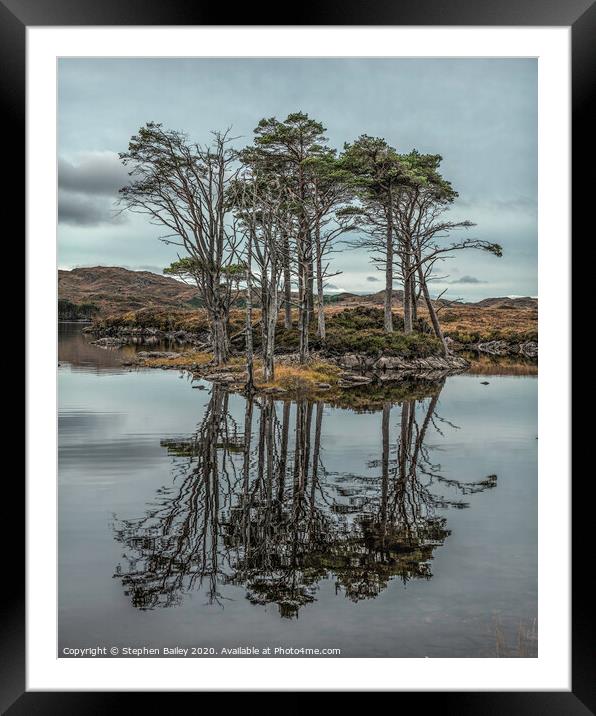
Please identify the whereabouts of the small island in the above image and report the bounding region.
[60,266,537,402]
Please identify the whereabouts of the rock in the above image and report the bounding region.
[480,381,490,385]
[316,382,331,389]
[338,354,363,370]
[337,354,379,370]
[374,356,409,371]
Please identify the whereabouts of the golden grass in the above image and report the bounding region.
[98,307,251,334]
[256,360,342,392]
[278,304,537,345]
[138,350,213,368]
[427,305,537,341]
[138,349,344,397]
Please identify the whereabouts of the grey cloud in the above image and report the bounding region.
[59,191,124,227]
[366,275,380,282]
[58,151,129,226]
[450,275,487,285]
[59,152,129,196]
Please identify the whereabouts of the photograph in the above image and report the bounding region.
[56,56,539,659]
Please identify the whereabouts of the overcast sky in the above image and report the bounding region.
[58,58,537,300]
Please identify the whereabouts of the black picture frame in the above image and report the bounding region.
[8,0,589,709]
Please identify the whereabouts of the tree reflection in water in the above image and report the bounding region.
[113,382,497,617]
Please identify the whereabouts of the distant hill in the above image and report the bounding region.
[325,290,537,311]
[473,296,537,309]
[58,266,537,317]
[58,266,198,316]
[350,291,537,310]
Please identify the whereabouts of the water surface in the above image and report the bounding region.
[58,323,537,657]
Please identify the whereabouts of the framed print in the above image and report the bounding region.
[8,0,589,708]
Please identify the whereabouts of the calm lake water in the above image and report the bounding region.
[58,322,537,658]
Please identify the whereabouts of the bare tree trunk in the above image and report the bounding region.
[306,232,314,325]
[297,255,303,328]
[298,244,309,364]
[263,330,275,383]
[299,278,309,363]
[260,279,268,349]
[298,164,310,352]
[263,285,278,383]
[283,278,292,328]
[205,276,230,366]
[403,274,412,335]
[211,312,229,366]
[315,221,326,341]
[384,202,394,333]
[307,269,314,324]
[297,229,308,364]
[417,263,449,356]
[403,240,413,334]
[283,230,292,329]
[411,273,418,324]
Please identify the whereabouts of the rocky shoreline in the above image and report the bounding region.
[81,321,539,399]
[121,349,472,400]
[83,325,207,348]
[85,323,538,364]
